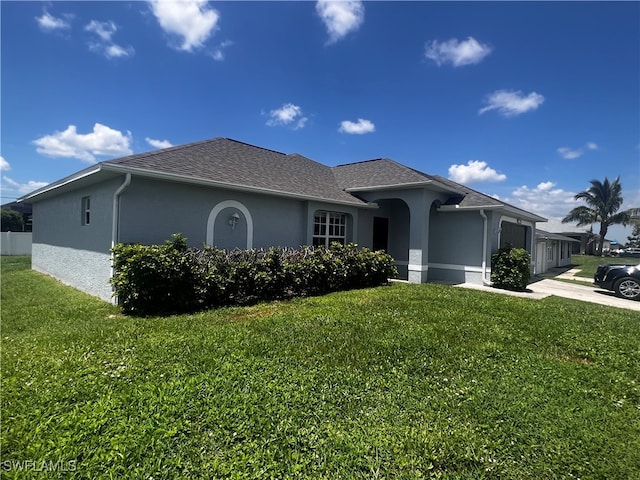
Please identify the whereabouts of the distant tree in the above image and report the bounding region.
[562,176,640,256]
[1,208,24,232]
[628,224,640,248]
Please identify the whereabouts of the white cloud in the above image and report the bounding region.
[36,11,70,31]
[33,123,133,163]
[104,44,134,58]
[149,0,219,52]
[448,160,506,184]
[338,118,375,134]
[145,137,173,149]
[85,20,116,42]
[3,176,49,196]
[556,147,583,160]
[506,181,578,218]
[556,141,599,159]
[425,37,492,67]
[211,40,233,61]
[316,0,364,45]
[266,103,308,130]
[85,20,134,59]
[479,90,545,117]
[0,156,10,171]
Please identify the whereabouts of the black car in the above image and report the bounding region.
[594,263,640,300]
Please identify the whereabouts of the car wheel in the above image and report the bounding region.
[614,277,640,300]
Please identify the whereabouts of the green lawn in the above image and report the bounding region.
[2,256,639,479]
[571,254,640,279]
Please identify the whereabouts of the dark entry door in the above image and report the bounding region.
[373,217,389,252]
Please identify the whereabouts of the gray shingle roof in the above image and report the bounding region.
[332,158,436,190]
[332,158,512,210]
[21,137,545,223]
[104,137,365,205]
[430,175,503,208]
[432,175,546,220]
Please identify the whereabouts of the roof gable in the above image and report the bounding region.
[332,158,435,190]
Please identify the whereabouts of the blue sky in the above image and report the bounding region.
[2,1,639,242]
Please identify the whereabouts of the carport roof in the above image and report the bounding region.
[536,230,581,242]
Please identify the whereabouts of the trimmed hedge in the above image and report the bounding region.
[111,234,398,316]
[491,245,531,291]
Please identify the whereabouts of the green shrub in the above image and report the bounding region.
[111,234,201,315]
[111,236,398,316]
[1,208,24,232]
[490,245,531,291]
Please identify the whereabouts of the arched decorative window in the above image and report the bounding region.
[206,200,253,249]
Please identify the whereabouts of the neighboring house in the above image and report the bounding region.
[562,231,606,255]
[535,230,580,274]
[19,137,546,302]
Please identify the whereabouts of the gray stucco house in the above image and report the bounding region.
[535,230,580,274]
[20,137,546,302]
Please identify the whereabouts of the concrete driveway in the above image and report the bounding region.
[458,279,640,312]
[527,278,640,312]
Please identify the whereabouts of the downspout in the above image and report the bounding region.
[479,209,492,286]
[110,173,131,303]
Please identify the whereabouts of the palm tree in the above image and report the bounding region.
[562,176,640,256]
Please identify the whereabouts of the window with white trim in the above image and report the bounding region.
[313,211,346,247]
[81,196,91,226]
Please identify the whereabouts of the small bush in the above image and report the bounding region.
[111,234,201,315]
[491,245,531,291]
[111,236,397,316]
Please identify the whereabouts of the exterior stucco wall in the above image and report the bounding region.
[427,209,486,284]
[32,243,113,301]
[428,210,483,265]
[118,177,310,249]
[30,178,122,302]
[118,177,366,250]
[31,177,121,253]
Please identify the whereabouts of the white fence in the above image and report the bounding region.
[1,232,32,255]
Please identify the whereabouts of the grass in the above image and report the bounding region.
[571,254,640,279]
[2,255,640,479]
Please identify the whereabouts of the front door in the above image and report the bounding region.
[373,217,389,252]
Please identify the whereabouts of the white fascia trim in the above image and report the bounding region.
[501,206,547,222]
[428,262,486,273]
[103,164,378,209]
[344,180,434,192]
[439,204,500,211]
[439,203,546,222]
[18,166,102,202]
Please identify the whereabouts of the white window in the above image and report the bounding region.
[313,211,346,247]
[81,196,91,226]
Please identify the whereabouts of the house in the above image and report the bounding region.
[562,231,606,255]
[534,230,580,274]
[19,137,546,302]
